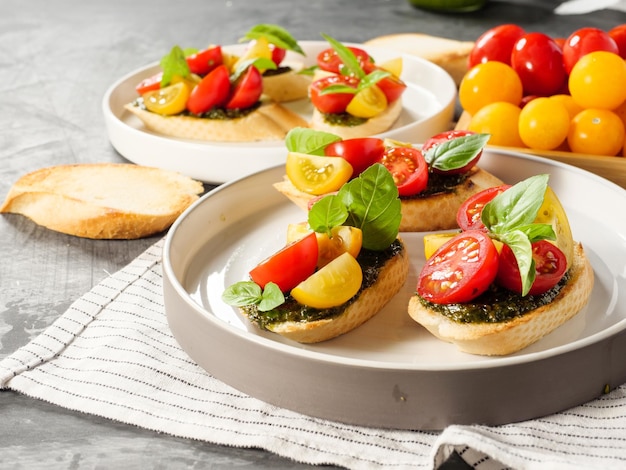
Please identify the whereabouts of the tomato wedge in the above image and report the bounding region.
[135,72,163,95]
[309,75,359,114]
[417,230,499,304]
[291,252,363,309]
[317,46,371,74]
[378,146,428,196]
[496,240,567,296]
[421,129,483,175]
[270,44,286,66]
[324,137,385,176]
[225,65,262,110]
[186,64,231,114]
[286,152,353,195]
[362,61,407,103]
[142,81,191,116]
[249,232,318,293]
[186,45,223,76]
[346,85,387,118]
[456,185,512,232]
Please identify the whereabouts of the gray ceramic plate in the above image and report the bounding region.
[162,150,626,430]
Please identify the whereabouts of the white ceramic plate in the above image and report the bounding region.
[102,41,456,183]
[162,150,626,430]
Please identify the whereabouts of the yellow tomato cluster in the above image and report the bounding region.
[459,51,626,156]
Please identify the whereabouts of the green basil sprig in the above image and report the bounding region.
[222,281,284,312]
[240,23,305,55]
[481,174,556,296]
[159,45,191,87]
[230,57,277,82]
[423,133,490,172]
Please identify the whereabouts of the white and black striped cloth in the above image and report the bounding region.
[1,238,625,470]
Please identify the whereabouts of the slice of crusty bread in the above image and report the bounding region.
[408,242,594,356]
[0,163,203,239]
[125,100,308,142]
[262,65,312,102]
[265,238,409,343]
[309,97,403,139]
[364,33,474,85]
[273,167,504,232]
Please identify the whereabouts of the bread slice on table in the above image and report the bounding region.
[408,242,594,356]
[273,166,504,232]
[364,33,474,86]
[125,99,308,142]
[0,163,203,239]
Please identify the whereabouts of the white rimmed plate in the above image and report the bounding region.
[162,150,626,430]
[102,41,456,183]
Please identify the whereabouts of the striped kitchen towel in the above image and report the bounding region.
[1,238,625,469]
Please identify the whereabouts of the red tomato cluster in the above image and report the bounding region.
[309,46,407,116]
[461,24,626,156]
[418,185,568,304]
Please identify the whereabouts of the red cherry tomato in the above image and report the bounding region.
[225,66,263,109]
[249,232,319,293]
[270,45,287,66]
[511,32,567,96]
[317,46,371,74]
[362,62,407,103]
[309,75,360,114]
[609,24,626,59]
[562,27,619,74]
[421,129,482,175]
[186,45,223,76]
[496,240,567,296]
[418,230,499,304]
[135,72,163,95]
[468,23,526,68]
[324,137,385,176]
[456,184,512,232]
[378,146,428,197]
[186,64,231,115]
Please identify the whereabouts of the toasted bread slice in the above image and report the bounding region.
[273,167,504,232]
[265,238,409,343]
[0,163,203,239]
[309,97,403,139]
[125,100,308,142]
[364,33,474,85]
[408,242,594,356]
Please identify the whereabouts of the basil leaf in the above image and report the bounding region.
[500,230,536,296]
[242,24,305,55]
[337,164,401,250]
[284,128,341,155]
[424,133,490,171]
[222,281,285,311]
[482,174,549,235]
[308,194,349,237]
[183,47,199,56]
[516,223,556,243]
[231,57,276,82]
[160,45,190,87]
[321,33,366,79]
[319,83,359,96]
[257,282,285,311]
[358,69,391,90]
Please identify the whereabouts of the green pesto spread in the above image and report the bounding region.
[403,171,469,199]
[262,66,291,77]
[133,97,260,120]
[321,112,368,127]
[241,239,404,330]
[416,270,572,324]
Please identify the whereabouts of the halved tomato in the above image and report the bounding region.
[142,81,191,116]
[135,72,163,95]
[309,75,359,114]
[417,230,499,304]
[378,146,428,196]
[186,64,230,114]
[324,137,385,176]
[346,85,387,118]
[291,252,363,308]
[362,61,407,103]
[456,185,512,232]
[317,46,371,74]
[249,232,318,293]
[225,65,263,109]
[496,240,567,296]
[186,45,223,76]
[270,44,287,66]
[286,223,363,268]
[286,152,353,195]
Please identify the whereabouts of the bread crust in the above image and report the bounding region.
[257,239,409,343]
[124,100,308,142]
[273,167,504,232]
[408,242,594,356]
[0,163,203,239]
[309,97,403,139]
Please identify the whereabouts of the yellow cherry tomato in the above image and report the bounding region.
[549,94,584,120]
[534,186,574,269]
[459,61,523,116]
[378,57,403,78]
[286,152,353,195]
[568,51,626,110]
[346,85,388,118]
[518,97,570,150]
[142,81,191,116]
[467,101,525,147]
[290,252,363,309]
[567,108,625,156]
[286,223,363,268]
[233,36,272,72]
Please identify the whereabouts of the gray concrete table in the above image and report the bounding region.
[1,0,623,468]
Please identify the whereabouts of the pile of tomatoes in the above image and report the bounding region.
[459,23,626,156]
